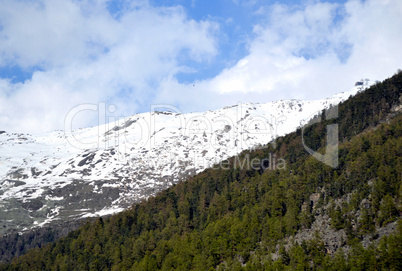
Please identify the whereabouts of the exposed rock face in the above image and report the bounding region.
[309,192,321,210]
[274,190,399,259]
[290,213,347,254]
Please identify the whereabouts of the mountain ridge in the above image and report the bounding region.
[0,72,400,270]
[0,85,366,236]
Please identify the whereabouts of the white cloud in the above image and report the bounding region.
[0,0,218,133]
[201,0,402,100]
[179,0,402,103]
[0,0,401,133]
[0,0,98,68]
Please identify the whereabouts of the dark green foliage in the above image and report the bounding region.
[0,220,83,264]
[1,72,401,270]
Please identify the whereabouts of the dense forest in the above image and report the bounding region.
[1,71,401,270]
[0,220,83,263]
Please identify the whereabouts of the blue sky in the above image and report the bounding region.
[0,0,401,133]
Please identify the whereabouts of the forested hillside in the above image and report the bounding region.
[1,72,401,270]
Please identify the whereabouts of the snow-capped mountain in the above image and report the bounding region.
[0,86,366,235]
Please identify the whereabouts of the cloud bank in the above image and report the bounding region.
[0,0,401,133]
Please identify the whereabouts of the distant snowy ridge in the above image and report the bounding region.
[0,84,368,234]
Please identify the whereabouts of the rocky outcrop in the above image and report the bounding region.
[274,190,400,259]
